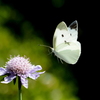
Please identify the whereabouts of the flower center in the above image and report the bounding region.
[6,56,32,75]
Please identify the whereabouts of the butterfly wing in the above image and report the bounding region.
[68,20,78,41]
[53,20,78,49]
[53,21,70,49]
[54,41,81,64]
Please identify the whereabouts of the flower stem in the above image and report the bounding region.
[18,77,22,100]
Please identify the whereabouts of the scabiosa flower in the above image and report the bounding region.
[0,55,45,88]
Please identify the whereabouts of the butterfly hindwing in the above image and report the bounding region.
[54,41,81,64]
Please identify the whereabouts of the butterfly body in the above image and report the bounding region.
[51,20,81,64]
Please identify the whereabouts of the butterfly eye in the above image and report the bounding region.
[61,34,64,37]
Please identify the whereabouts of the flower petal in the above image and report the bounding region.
[29,71,45,80]
[0,67,7,76]
[1,74,16,84]
[30,65,42,73]
[20,77,28,88]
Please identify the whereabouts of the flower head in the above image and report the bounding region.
[0,55,45,88]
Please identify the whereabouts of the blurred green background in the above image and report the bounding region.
[0,0,95,100]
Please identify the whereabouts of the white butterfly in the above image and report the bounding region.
[51,20,81,64]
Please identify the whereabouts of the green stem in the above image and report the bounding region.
[18,77,22,100]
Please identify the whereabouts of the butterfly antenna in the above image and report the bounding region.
[39,44,52,49]
[39,44,53,55]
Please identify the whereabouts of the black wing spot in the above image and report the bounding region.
[70,33,72,36]
[61,34,64,37]
[64,40,67,43]
[64,40,70,45]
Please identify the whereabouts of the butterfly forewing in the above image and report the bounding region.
[53,21,71,49]
[69,20,78,31]
[68,20,78,41]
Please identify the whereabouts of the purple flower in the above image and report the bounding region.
[0,55,45,88]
